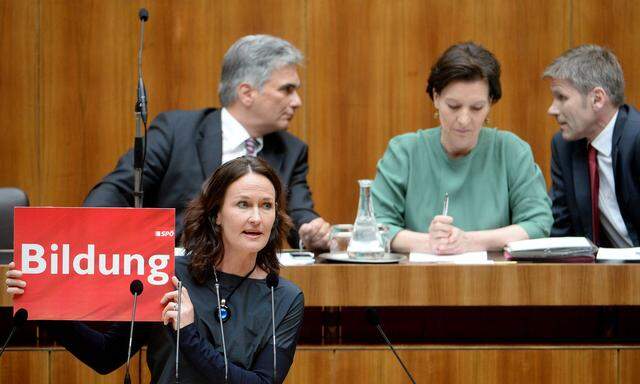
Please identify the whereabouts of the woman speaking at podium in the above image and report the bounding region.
[6,156,304,383]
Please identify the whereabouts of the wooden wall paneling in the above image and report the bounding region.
[141,1,222,118]
[572,0,640,108]
[50,349,141,384]
[0,0,40,203]
[306,0,570,226]
[40,1,140,206]
[142,346,335,383]
[284,348,335,383]
[619,349,640,384]
[306,0,408,225]
[331,348,616,384]
[0,350,49,384]
[476,0,570,186]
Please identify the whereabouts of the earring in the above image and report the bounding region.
[433,110,439,119]
[484,116,491,126]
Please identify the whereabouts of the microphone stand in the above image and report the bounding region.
[0,309,28,358]
[266,273,279,384]
[133,8,149,208]
[124,280,144,384]
[175,281,182,384]
[366,308,416,384]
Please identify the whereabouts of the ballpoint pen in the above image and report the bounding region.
[442,192,449,216]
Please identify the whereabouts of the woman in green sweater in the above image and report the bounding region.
[372,42,552,254]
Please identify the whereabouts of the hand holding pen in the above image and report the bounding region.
[428,193,470,254]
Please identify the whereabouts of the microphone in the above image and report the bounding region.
[175,281,182,384]
[133,7,149,208]
[136,8,149,125]
[124,280,144,384]
[213,270,229,383]
[266,273,279,384]
[0,308,28,358]
[365,308,416,384]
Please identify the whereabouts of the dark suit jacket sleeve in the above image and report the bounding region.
[549,134,575,237]
[83,113,174,207]
[45,321,149,375]
[285,143,319,231]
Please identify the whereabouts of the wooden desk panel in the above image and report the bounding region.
[280,263,640,306]
[620,349,640,384]
[286,346,619,384]
[0,265,10,307]
[50,349,141,384]
[3,263,640,308]
[0,350,49,384]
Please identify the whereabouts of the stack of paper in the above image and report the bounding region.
[596,247,640,262]
[504,237,597,262]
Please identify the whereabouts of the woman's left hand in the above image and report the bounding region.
[160,276,194,330]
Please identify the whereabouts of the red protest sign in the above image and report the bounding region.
[13,207,175,321]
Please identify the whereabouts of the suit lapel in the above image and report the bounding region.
[196,109,223,179]
[611,105,628,184]
[258,133,284,175]
[572,142,593,236]
[610,105,639,245]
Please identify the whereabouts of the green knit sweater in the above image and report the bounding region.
[372,127,553,241]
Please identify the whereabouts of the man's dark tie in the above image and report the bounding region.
[588,144,600,245]
[245,138,258,157]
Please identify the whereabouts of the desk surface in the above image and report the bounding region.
[2,262,640,307]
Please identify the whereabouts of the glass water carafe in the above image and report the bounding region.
[347,179,385,259]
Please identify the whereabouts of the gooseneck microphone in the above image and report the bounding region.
[366,308,416,384]
[266,273,279,384]
[133,8,149,208]
[175,281,182,384]
[137,8,149,126]
[213,269,229,383]
[0,308,28,358]
[124,280,144,384]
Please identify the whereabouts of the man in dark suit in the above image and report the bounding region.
[84,35,331,250]
[545,44,640,246]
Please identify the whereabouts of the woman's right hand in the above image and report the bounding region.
[428,215,454,250]
[5,262,26,297]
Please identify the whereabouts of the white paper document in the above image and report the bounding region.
[409,251,490,264]
[597,247,640,261]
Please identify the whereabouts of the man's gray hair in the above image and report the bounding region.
[543,44,625,107]
[218,35,303,107]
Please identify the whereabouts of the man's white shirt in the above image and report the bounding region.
[220,108,264,164]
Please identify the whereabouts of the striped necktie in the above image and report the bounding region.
[245,138,258,157]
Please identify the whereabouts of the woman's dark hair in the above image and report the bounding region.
[182,156,292,284]
[426,42,501,103]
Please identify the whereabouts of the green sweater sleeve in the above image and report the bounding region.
[505,135,553,238]
[372,135,412,240]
